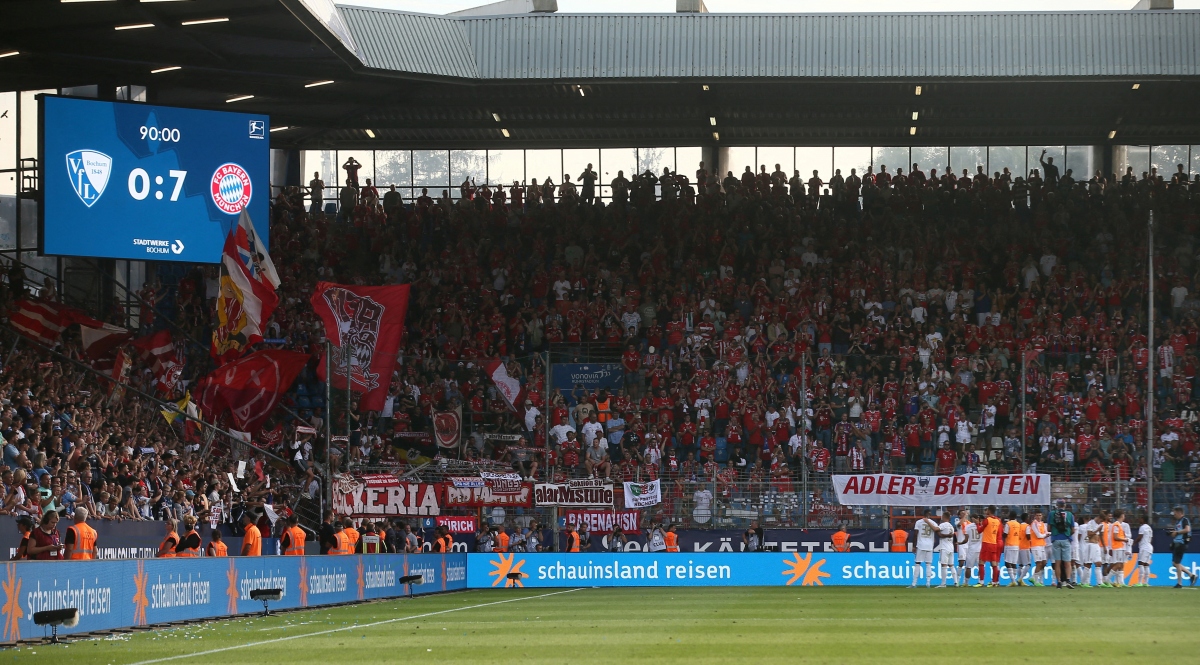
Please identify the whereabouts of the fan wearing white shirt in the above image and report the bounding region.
[935,513,957,588]
[1135,513,1154,587]
[911,510,939,588]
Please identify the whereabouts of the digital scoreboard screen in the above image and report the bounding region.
[39,96,269,263]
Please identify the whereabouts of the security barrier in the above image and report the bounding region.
[466,552,1199,588]
[0,553,466,643]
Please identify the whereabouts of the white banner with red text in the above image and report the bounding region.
[831,474,1051,506]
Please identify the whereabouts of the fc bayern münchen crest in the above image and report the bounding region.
[65,149,112,208]
[210,162,253,214]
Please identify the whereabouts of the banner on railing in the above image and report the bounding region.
[0,553,465,642]
[623,480,661,508]
[832,474,1051,506]
[534,479,615,507]
[333,474,440,517]
[442,482,534,507]
[564,510,641,534]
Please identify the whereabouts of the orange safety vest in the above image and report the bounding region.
[890,529,908,552]
[1018,523,1031,551]
[1004,520,1023,548]
[980,517,1001,545]
[177,529,200,558]
[664,532,679,552]
[208,540,228,557]
[242,524,262,557]
[568,531,580,552]
[283,526,306,556]
[158,531,179,558]
[596,399,611,423]
[443,533,454,550]
[344,527,360,550]
[330,531,351,555]
[831,531,849,552]
[495,531,509,553]
[67,523,97,560]
[1029,521,1047,548]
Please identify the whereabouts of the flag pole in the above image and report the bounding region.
[346,338,353,461]
[326,338,334,512]
[1147,209,1155,521]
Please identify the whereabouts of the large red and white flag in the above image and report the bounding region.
[310,282,409,412]
[196,349,309,433]
[212,231,278,363]
[79,323,132,370]
[131,330,184,394]
[483,359,525,411]
[10,300,101,346]
[235,210,280,289]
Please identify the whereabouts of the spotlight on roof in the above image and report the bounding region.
[1108,130,1117,139]
[0,51,19,59]
[914,85,922,96]
[305,80,334,88]
[911,111,919,121]
[501,128,510,138]
[270,126,291,133]
[115,23,155,30]
[1131,83,1140,90]
[712,131,719,141]
[226,94,254,103]
[150,65,181,74]
[181,17,229,26]
[709,117,717,126]
[492,113,501,122]
[33,607,78,644]
[702,84,710,91]
[364,129,376,138]
[909,127,917,136]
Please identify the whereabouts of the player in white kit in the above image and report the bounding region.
[1081,513,1105,587]
[1071,519,1084,584]
[1135,512,1154,587]
[935,512,957,588]
[1027,510,1049,586]
[911,509,939,588]
[956,510,979,587]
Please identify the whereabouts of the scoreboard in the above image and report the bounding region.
[39,96,269,263]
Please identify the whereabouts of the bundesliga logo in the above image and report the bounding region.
[210,162,252,214]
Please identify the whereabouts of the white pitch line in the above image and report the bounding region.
[123,588,586,665]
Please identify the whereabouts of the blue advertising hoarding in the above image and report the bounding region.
[467,552,1199,589]
[551,363,624,405]
[39,95,269,263]
[0,553,465,643]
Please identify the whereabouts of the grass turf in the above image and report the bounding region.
[7,586,1195,664]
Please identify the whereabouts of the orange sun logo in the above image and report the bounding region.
[781,552,831,586]
[356,558,365,601]
[487,553,527,587]
[298,558,309,607]
[132,561,149,626]
[1125,555,1156,585]
[2,563,24,642]
[225,559,239,615]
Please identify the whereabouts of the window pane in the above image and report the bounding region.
[449,150,487,197]
[413,150,449,188]
[795,147,831,182]
[1062,146,1095,183]
[303,150,337,190]
[0,92,14,171]
[910,147,947,179]
[1192,145,1200,177]
[524,149,562,189]
[1027,146,1064,179]
[637,147,673,177]
[833,147,871,180]
[988,146,1025,181]
[723,147,756,181]
[0,185,16,250]
[599,148,636,198]
[1120,146,1150,178]
[1151,145,1189,181]
[337,150,372,188]
[676,147,703,181]
[20,90,54,161]
[948,146,986,179]
[872,147,908,176]
[488,150,523,188]
[562,148,599,185]
[757,146,793,180]
[374,150,411,191]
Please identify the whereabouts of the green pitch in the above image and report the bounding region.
[7,587,1195,664]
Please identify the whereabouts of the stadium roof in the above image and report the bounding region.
[1,2,1198,149]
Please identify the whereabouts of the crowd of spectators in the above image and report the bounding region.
[5,152,1200,536]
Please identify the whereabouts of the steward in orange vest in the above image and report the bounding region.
[831,525,850,552]
[240,512,262,557]
[567,526,581,552]
[342,518,360,551]
[664,525,680,552]
[176,515,202,557]
[64,508,98,560]
[281,515,307,555]
[329,523,351,555]
[158,519,180,558]
[890,528,908,552]
[207,531,229,557]
[494,528,510,553]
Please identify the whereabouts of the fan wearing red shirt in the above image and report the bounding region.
[935,442,957,475]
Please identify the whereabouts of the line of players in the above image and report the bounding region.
[908,505,1190,589]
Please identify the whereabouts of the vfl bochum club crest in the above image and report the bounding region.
[66,149,112,207]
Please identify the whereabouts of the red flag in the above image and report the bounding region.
[10,300,101,345]
[310,282,409,412]
[79,323,132,370]
[483,359,525,411]
[212,231,278,363]
[131,330,184,394]
[196,349,309,433]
